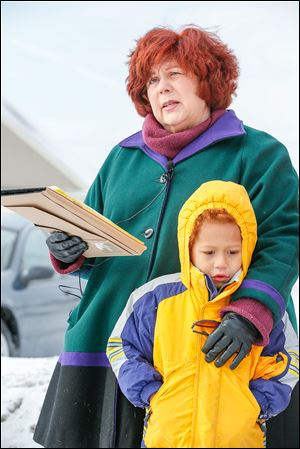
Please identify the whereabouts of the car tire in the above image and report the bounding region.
[1,319,17,357]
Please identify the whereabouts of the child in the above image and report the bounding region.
[107,180,299,448]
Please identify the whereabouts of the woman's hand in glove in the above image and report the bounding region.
[46,231,88,264]
[201,312,259,369]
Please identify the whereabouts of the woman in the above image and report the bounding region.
[33,25,299,448]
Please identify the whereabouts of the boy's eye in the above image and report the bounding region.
[203,251,214,255]
[229,250,239,255]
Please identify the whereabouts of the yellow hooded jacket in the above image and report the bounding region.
[107,181,298,448]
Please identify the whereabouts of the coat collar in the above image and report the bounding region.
[119,109,245,168]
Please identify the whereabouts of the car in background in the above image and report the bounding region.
[1,209,86,357]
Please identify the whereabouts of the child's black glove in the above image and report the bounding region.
[201,312,259,369]
[46,231,88,263]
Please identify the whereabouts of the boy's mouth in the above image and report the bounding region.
[212,275,229,282]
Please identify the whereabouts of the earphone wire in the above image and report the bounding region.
[64,181,168,301]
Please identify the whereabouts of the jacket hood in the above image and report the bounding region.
[178,180,257,289]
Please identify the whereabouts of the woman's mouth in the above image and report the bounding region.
[162,101,179,111]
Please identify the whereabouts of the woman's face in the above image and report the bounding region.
[146,60,210,133]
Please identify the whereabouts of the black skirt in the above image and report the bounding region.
[33,362,145,448]
[266,381,299,448]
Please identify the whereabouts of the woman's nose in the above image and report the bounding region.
[159,77,172,93]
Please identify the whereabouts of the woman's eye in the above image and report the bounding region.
[148,77,158,85]
[203,251,213,255]
[229,251,239,255]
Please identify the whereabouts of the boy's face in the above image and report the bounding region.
[190,221,242,288]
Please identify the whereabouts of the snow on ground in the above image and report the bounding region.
[1,356,57,449]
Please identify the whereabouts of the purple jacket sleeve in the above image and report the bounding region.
[107,288,163,408]
[249,313,299,419]
[250,378,292,419]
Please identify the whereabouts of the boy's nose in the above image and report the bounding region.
[214,255,227,268]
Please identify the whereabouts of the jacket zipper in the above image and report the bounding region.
[146,161,175,281]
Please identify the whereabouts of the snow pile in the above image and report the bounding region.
[1,356,57,448]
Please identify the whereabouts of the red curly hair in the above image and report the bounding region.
[126,25,239,117]
[189,209,239,253]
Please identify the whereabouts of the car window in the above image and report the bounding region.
[1,228,18,270]
[22,228,53,270]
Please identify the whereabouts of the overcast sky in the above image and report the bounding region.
[1,1,299,185]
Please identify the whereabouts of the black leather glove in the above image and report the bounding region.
[46,231,88,264]
[201,312,259,369]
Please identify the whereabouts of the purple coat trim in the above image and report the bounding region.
[141,145,169,167]
[173,109,245,164]
[118,110,245,168]
[58,351,111,367]
[241,279,285,318]
[119,131,168,167]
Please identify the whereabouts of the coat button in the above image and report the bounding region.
[160,174,167,183]
[144,228,154,239]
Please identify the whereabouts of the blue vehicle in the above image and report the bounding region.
[1,209,85,357]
